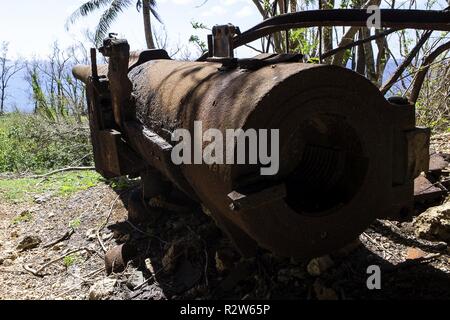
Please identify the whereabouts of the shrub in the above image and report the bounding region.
[0,113,93,173]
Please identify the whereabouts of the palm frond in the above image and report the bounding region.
[150,6,162,23]
[135,0,162,23]
[136,0,142,11]
[94,0,133,47]
[66,0,113,30]
[148,0,162,23]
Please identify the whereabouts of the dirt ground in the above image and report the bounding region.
[0,134,449,300]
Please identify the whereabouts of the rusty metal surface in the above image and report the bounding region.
[125,58,423,258]
[75,31,432,259]
[414,175,444,203]
[209,24,238,59]
[99,36,133,128]
[72,50,170,84]
[429,152,450,173]
[73,64,108,84]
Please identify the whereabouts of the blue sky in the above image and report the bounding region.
[0,0,262,59]
[1,0,447,60]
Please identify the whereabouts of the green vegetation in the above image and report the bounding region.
[108,176,139,191]
[63,254,80,268]
[0,113,93,173]
[0,171,102,203]
[0,112,102,204]
[11,210,33,225]
[69,218,82,229]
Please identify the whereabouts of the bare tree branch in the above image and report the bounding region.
[380,30,432,94]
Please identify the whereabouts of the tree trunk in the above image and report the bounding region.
[0,91,4,114]
[322,0,335,64]
[375,30,390,87]
[142,0,156,49]
[356,30,366,75]
[362,28,376,82]
[290,0,297,12]
[332,0,381,66]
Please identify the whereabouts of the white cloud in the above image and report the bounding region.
[223,0,245,5]
[236,5,254,18]
[201,5,228,17]
[222,0,235,5]
[171,0,195,5]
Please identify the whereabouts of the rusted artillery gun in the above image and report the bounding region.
[73,9,450,259]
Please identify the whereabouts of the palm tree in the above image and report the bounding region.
[67,0,160,49]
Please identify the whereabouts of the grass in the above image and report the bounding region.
[11,210,33,225]
[63,254,80,268]
[69,218,81,229]
[0,171,103,203]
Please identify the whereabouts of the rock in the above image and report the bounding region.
[130,284,166,300]
[85,228,97,241]
[429,152,449,172]
[215,248,237,273]
[10,230,19,238]
[2,259,13,267]
[52,242,66,251]
[313,279,339,300]
[4,249,18,260]
[405,247,427,260]
[88,278,117,300]
[414,175,444,203]
[413,202,450,242]
[102,232,113,241]
[17,236,41,251]
[307,255,334,276]
[126,270,144,290]
[34,193,52,204]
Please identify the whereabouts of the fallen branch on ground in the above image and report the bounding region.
[23,247,95,277]
[30,166,95,179]
[43,228,75,248]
